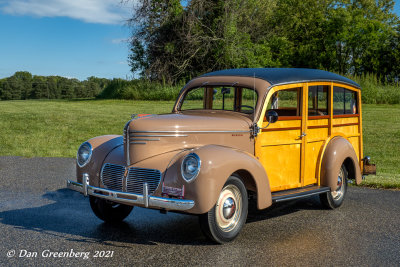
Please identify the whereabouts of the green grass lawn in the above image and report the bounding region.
[0,99,174,158]
[0,100,399,188]
[360,104,400,189]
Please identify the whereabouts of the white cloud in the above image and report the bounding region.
[111,37,130,44]
[0,0,132,24]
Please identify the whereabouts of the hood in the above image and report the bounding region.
[124,111,253,165]
[130,111,252,132]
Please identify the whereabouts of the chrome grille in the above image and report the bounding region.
[100,163,161,195]
[101,163,125,191]
[127,167,161,195]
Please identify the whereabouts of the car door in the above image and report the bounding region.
[255,84,306,192]
[303,83,330,186]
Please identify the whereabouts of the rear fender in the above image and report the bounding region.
[320,137,362,190]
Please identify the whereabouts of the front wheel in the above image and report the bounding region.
[320,164,348,209]
[89,196,133,223]
[199,176,248,243]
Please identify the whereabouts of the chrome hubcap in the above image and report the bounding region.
[216,184,242,232]
[331,166,345,200]
[222,197,236,219]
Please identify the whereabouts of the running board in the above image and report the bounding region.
[271,186,330,203]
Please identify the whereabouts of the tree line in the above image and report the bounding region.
[127,0,400,84]
[0,71,110,100]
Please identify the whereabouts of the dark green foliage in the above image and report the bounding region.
[0,71,110,100]
[2,71,398,103]
[128,0,400,84]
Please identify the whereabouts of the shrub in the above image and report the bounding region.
[97,74,400,104]
[97,79,181,101]
[347,73,400,104]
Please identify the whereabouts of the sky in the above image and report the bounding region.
[0,0,133,80]
[0,0,399,81]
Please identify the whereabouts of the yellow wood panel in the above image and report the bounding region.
[332,125,359,136]
[308,119,329,126]
[259,130,302,146]
[260,119,302,146]
[263,119,301,129]
[257,143,301,191]
[307,127,329,141]
[333,117,359,124]
[304,140,324,185]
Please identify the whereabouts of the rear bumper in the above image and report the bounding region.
[67,174,195,211]
[362,156,376,176]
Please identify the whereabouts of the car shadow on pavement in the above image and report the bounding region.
[0,188,323,246]
[0,188,213,246]
[246,196,324,223]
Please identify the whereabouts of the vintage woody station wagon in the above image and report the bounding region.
[67,68,375,243]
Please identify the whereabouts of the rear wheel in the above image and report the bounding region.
[89,196,133,223]
[320,164,348,209]
[199,176,248,243]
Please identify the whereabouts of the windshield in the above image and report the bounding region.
[180,86,258,114]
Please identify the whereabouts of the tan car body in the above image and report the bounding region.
[74,70,364,215]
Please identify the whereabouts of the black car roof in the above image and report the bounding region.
[201,68,360,88]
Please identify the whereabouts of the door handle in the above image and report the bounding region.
[299,132,307,138]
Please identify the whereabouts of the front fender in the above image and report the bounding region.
[77,135,122,186]
[320,137,362,190]
[163,145,272,214]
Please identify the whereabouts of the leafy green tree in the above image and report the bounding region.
[47,76,60,99]
[0,72,110,100]
[31,76,48,99]
[127,0,400,83]
[11,71,32,99]
[0,79,13,100]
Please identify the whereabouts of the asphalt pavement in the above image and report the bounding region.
[0,156,399,266]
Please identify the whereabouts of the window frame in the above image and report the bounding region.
[332,86,359,116]
[308,85,329,117]
[265,87,303,120]
[178,85,258,114]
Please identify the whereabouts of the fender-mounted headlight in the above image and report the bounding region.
[181,153,201,182]
[77,142,92,167]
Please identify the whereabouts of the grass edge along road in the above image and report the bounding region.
[0,99,398,189]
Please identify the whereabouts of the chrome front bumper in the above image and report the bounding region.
[67,174,195,211]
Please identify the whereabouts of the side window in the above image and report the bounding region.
[308,85,328,116]
[333,87,358,115]
[266,88,301,117]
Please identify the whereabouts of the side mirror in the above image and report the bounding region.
[266,110,278,123]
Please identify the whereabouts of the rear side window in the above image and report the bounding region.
[308,85,328,116]
[333,87,358,115]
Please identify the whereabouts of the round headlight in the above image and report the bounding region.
[181,153,201,182]
[77,142,92,167]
